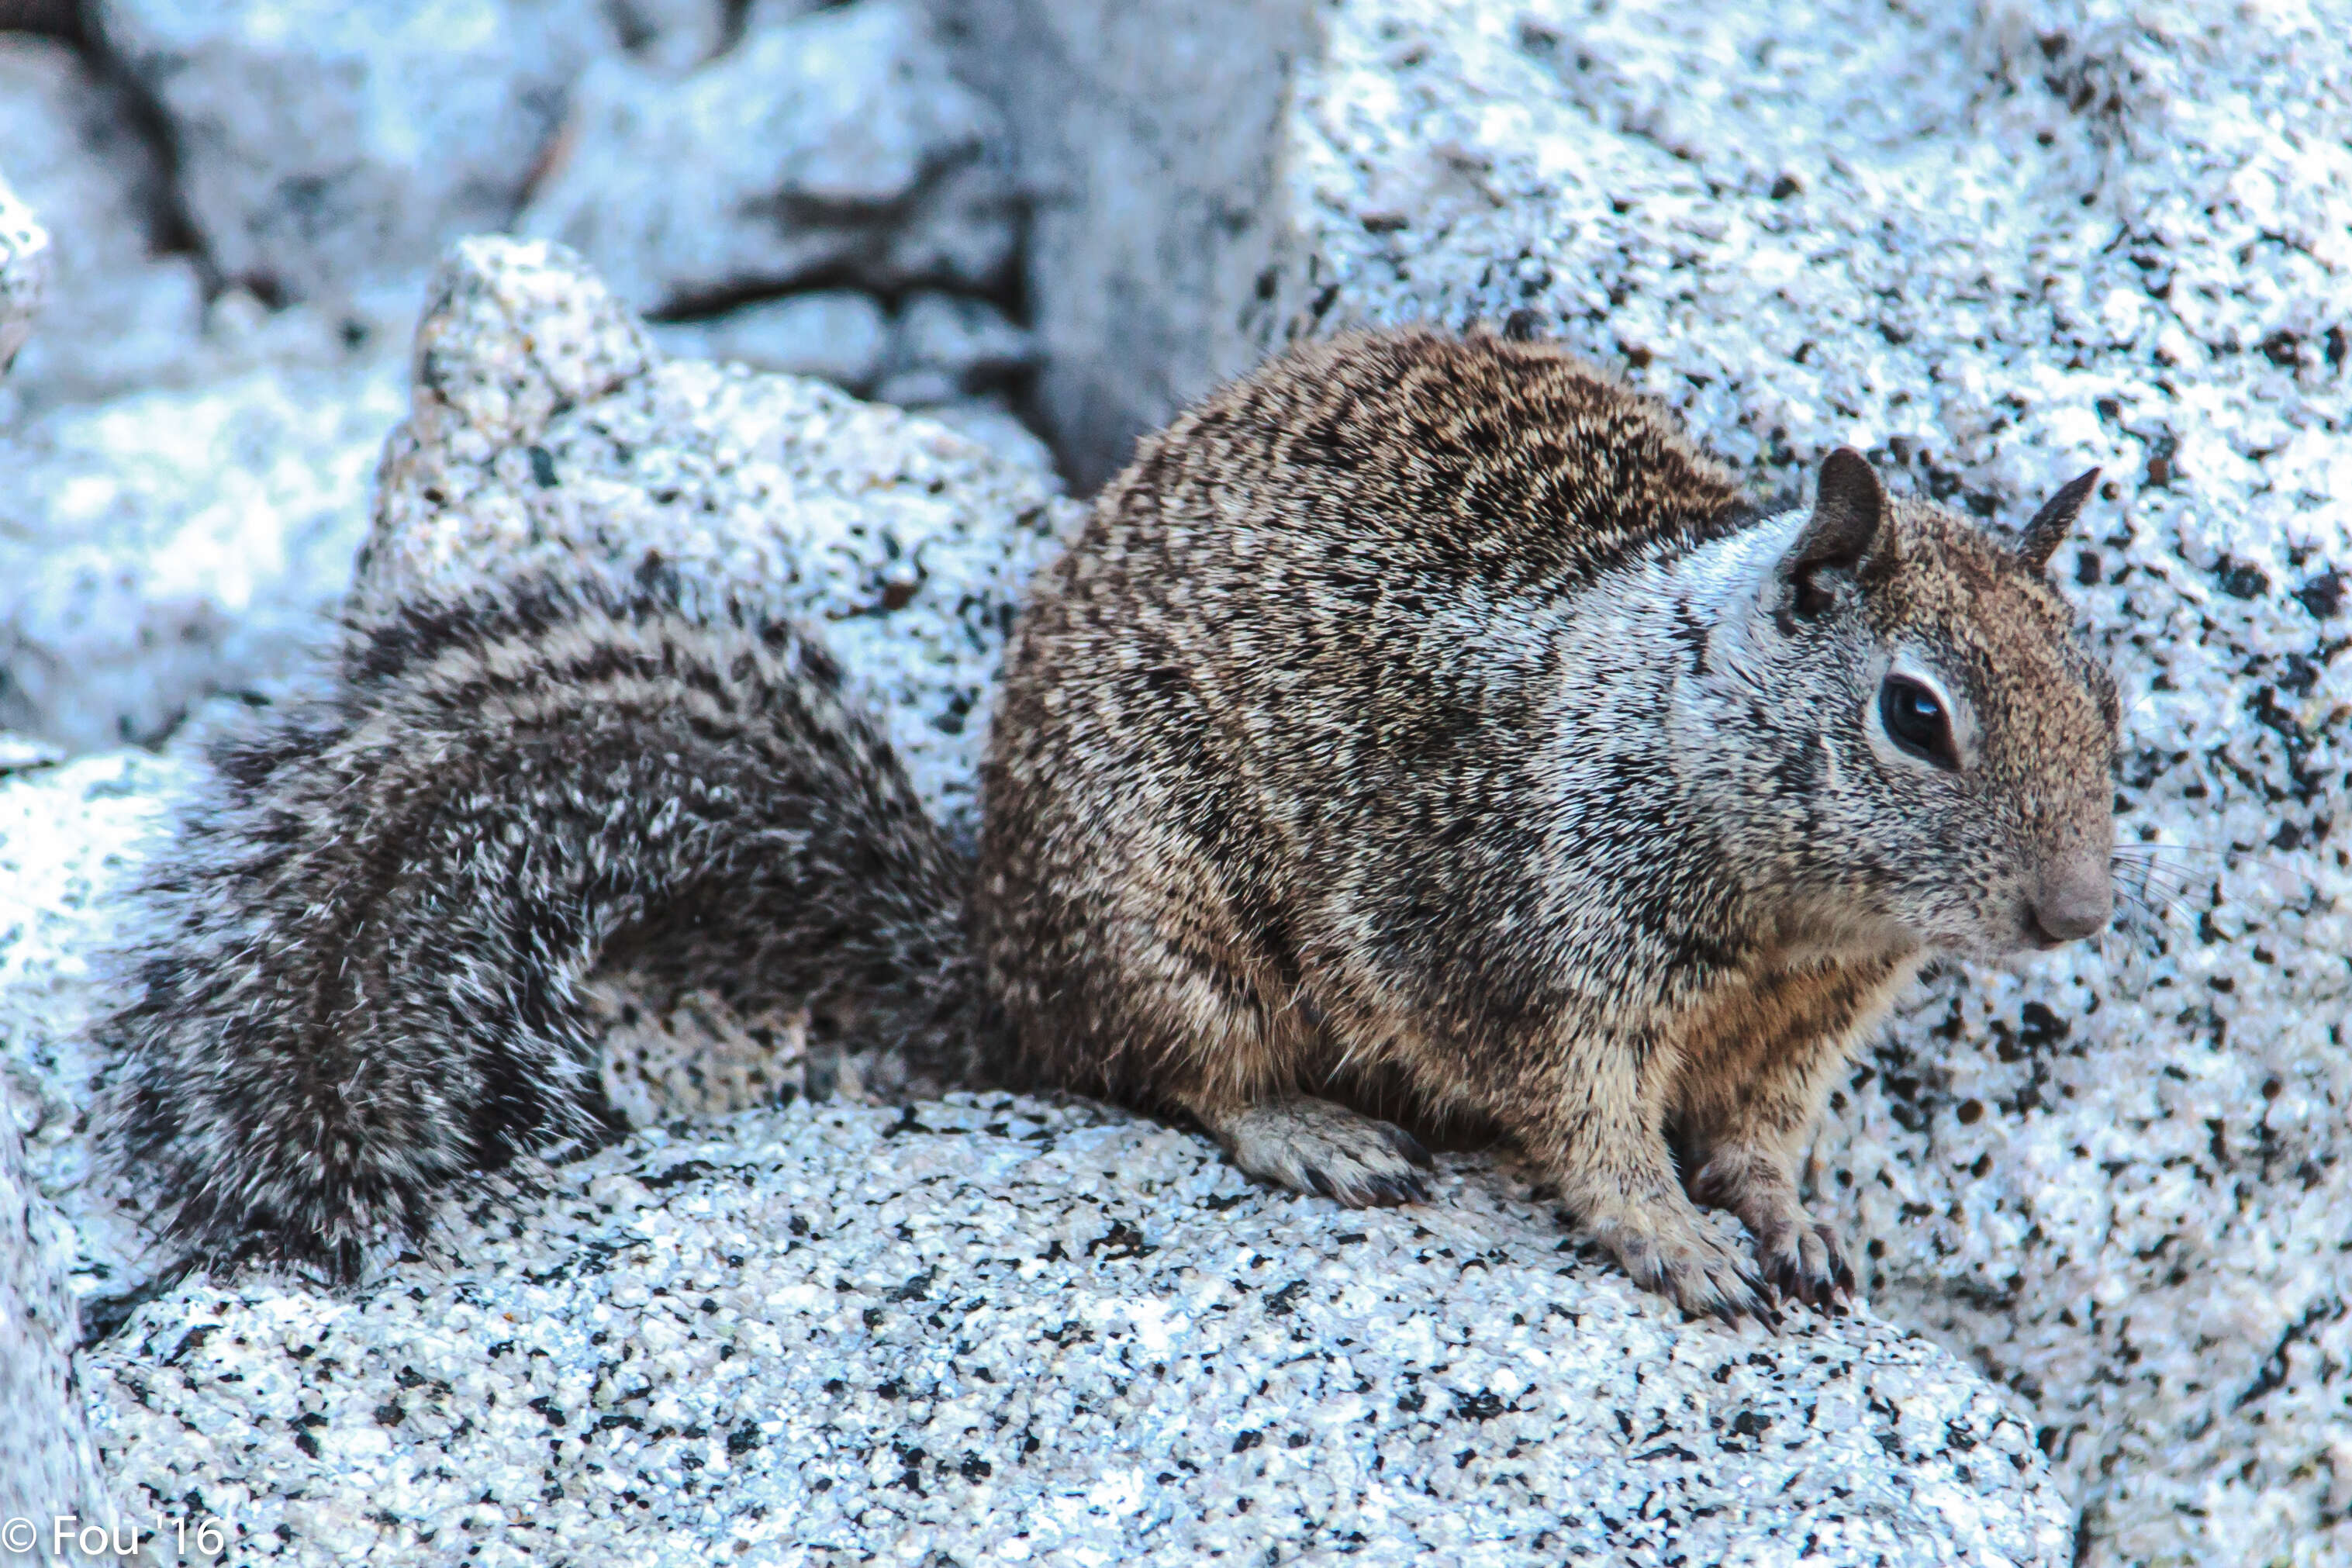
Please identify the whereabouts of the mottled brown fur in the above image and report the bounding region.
[979,329,2115,1321]
[103,328,2115,1321]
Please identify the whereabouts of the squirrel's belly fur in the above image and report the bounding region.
[100,329,2118,1320]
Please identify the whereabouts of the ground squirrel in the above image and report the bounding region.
[101,329,2118,1322]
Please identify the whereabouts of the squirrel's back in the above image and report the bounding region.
[981,330,1760,1101]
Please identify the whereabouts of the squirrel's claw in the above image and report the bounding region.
[1750,1216,1855,1316]
[1593,1201,1781,1329]
[1380,1122,1437,1171]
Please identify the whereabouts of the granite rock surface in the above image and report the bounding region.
[0,1062,116,1556]
[5,234,2077,1565]
[654,288,1038,413]
[0,120,119,1553]
[0,749,2071,1563]
[0,33,440,419]
[957,0,2352,1557]
[81,1093,2075,1566]
[357,236,1079,837]
[938,0,1316,489]
[0,35,203,413]
[0,361,406,751]
[873,289,1037,406]
[649,290,894,392]
[1266,4,2342,1561]
[0,2,2337,1559]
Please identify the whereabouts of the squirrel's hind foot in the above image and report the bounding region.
[1197,1096,1434,1208]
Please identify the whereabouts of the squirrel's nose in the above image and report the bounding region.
[2027,871,2113,945]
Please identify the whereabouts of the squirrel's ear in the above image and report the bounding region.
[2016,468,2101,572]
[1782,447,1887,619]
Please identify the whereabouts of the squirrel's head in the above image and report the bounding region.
[1681,450,2119,962]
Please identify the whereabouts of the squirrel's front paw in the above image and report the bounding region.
[1687,1154,1855,1314]
[1588,1199,1778,1328]
[1211,1096,1435,1207]
[1750,1216,1856,1314]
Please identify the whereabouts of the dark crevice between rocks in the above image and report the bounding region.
[0,0,78,41]
[649,264,1012,327]
[71,7,220,296]
[646,185,1051,475]
[709,0,859,55]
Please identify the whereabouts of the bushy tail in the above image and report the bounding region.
[99,571,992,1283]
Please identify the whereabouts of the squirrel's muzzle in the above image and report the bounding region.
[2026,864,2115,947]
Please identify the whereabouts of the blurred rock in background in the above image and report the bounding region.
[0,167,49,369]
[937,0,1315,489]
[520,0,1017,315]
[0,361,406,748]
[651,288,893,389]
[0,0,1041,761]
[92,0,608,305]
[0,33,205,407]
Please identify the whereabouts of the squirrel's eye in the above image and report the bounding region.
[1878,675,1958,769]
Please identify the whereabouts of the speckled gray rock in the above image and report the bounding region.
[520,0,1017,316]
[0,230,2074,1565]
[0,361,406,751]
[68,1093,2070,1566]
[94,0,613,303]
[0,751,198,1298]
[1,1055,116,1553]
[0,169,48,375]
[0,751,2069,1568]
[947,2,2352,1556]
[0,750,186,1558]
[1221,4,2343,1563]
[0,35,429,420]
[358,237,1078,836]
